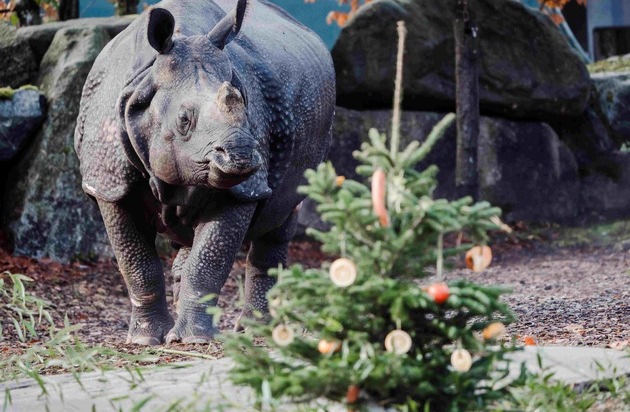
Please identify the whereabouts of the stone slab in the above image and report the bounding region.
[2,347,629,411]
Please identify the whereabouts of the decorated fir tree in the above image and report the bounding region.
[224,22,520,412]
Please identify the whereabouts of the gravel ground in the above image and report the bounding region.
[448,245,629,348]
[0,227,628,362]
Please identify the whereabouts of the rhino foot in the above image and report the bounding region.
[234,304,272,332]
[126,307,174,346]
[165,309,218,344]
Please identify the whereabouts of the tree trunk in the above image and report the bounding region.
[454,0,480,199]
[115,0,139,16]
[58,0,79,21]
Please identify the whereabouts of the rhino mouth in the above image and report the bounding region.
[204,146,261,189]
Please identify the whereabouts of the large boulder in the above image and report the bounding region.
[591,71,630,145]
[477,117,579,223]
[16,16,135,65]
[298,107,581,230]
[550,100,618,170]
[0,89,46,161]
[0,22,37,88]
[332,0,591,119]
[580,152,630,221]
[2,27,112,262]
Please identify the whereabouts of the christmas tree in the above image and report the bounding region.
[224,22,519,412]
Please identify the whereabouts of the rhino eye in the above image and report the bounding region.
[176,109,192,135]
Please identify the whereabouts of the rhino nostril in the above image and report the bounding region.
[213,146,230,162]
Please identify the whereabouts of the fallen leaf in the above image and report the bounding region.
[523,336,536,346]
[608,340,629,351]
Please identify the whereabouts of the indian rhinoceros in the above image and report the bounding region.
[74,0,335,344]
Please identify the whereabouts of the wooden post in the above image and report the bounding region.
[454,0,480,199]
[58,0,79,21]
[115,0,139,16]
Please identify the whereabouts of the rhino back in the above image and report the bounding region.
[74,17,151,202]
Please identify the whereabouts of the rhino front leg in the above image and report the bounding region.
[236,209,299,331]
[97,198,174,345]
[166,202,257,344]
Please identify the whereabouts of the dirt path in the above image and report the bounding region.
[0,228,628,360]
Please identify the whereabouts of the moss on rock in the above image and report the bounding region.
[588,54,630,74]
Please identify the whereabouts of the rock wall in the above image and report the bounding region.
[332,0,591,119]
[312,108,581,223]
[0,23,37,88]
[0,89,46,161]
[1,8,630,261]
[2,27,112,262]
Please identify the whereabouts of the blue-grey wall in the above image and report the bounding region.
[79,0,345,48]
[587,0,630,57]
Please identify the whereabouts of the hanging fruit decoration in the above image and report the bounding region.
[371,168,390,227]
[329,258,358,287]
[318,339,341,354]
[482,322,506,341]
[465,245,493,272]
[272,324,295,346]
[427,282,450,304]
[384,329,412,354]
[346,384,360,404]
[451,348,473,372]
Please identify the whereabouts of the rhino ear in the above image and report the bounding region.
[148,8,175,54]
[208,0,248,50]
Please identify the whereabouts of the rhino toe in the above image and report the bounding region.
[126,306,174,346]
[127,335,162,346]
[165,310,218,344]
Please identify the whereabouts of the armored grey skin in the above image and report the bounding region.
[74,0,334,344]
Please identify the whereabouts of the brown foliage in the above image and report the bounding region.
[307,0,372,28]
[537,0,587,25]
[0,1,15,22]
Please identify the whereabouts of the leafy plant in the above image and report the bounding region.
[0,271,159,406]
[494,355,630,411]
[0,271,54,342]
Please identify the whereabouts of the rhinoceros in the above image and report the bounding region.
[74,0,335,344]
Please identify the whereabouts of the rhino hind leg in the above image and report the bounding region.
[97,198,174,345]
[235,209,299,331]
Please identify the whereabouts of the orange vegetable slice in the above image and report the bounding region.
[371,168,390,227]
[465,246,492,272]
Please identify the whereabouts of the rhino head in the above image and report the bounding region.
[120,0,271,202]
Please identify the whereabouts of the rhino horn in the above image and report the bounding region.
[208,0,248,50]
[147,8,175,54]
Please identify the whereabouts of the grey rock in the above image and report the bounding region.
[477,118,579,223]
[299,107,580,231]
[580,152,630,220]
[550,101,617,169]
[2,27,112,262]
[0,90,46,161]
[332,0,591,119]
[16,16,135,65]
[591,71,630,144]
[0,22,37,88]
